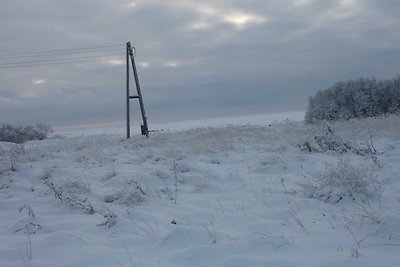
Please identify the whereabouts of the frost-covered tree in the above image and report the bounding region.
[305,76,400,122]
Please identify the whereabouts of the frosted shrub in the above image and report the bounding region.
[103,186,145,206]
[299,123,376,156]
[43,178,94,214]
[0,124,53,143]
[301,159,383,203]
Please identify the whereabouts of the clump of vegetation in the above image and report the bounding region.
[305,76,400,122]
[0,124,53,143]
[300,159,383,203]
[299,123,377,156]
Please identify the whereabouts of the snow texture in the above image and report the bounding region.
[1,114,400,267]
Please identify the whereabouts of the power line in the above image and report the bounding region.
[0,44,123,58]
[0,57,125,69]
[0,47,123,60]
[0,52,124,66]
[0,43,128,69]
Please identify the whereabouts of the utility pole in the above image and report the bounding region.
[126,42,130,139]
[126,42,149,138]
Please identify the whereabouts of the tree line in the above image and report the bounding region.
[305,76,400,122]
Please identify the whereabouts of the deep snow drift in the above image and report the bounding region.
[1,115,400,267]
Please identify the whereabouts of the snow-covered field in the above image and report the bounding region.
[1,114,400,267]
[54,111,305,137]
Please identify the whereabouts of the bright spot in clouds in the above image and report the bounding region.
[103,58,124,66]
[126,2,136,8]
[164,61,179,68]
[189,3,266,30]
[197,5,217,16]
[223,13,266,28]
[191,21,210,30]
[33,79,46,85]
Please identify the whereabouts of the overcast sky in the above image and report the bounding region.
[1,0,400,127]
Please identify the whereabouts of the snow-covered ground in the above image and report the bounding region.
[54,111,305,137]
[1,114,400,267]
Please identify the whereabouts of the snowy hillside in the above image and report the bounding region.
[1,115,400,267]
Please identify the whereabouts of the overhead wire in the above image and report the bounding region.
[0,47,123,60]
[0,52,124,66]
[0,43,126,69]
[0,57,125,69]
[0,44,123,58]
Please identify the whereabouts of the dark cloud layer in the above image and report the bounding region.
[1,0,400,126]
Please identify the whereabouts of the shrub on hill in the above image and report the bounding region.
[305,76,400,122]
[0,124,53,143]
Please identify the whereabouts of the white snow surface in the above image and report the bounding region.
[54,111,305,137]
[1,114,400,267]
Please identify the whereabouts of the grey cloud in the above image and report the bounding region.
[1,0,400,127]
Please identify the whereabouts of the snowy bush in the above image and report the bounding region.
[305,76,400,122]
[0,124,53,143]
[300,159,383,203]
[0,143,26,173]
[43,177,94,214]
[299,123,376,156]
[103,180,146,206]
[103,187,145,206]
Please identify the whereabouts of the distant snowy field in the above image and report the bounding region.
[1,113,400,267]
[54,111,305,137]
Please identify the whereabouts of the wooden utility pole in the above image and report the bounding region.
[126,42,149,138]
[126,42,130,138]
